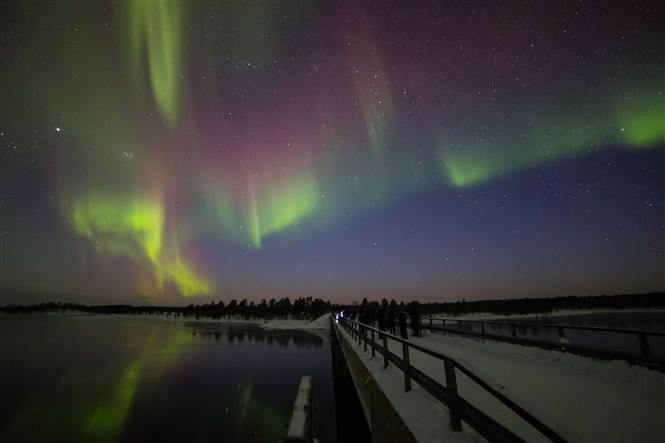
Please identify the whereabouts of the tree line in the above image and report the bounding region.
[415,292,664,317]
[1,292,662,320]
[0,296,336,320]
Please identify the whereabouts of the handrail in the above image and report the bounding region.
[332,314,568,443]
[420,316,664,367]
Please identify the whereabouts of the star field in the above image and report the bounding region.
[0,1,663,304]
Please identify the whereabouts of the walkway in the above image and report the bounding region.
[377,328,664,442]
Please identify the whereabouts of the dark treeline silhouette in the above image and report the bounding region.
[1,292,663,319]
[337,292,664,319]
[414,292,665,317]
[0,296,335,321]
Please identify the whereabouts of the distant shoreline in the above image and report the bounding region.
[433,306,665,320]
[1,291,663,320]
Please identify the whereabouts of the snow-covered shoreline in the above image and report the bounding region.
[159,313,331,330]
[0,311,333,331]
[259,314,331,330]
[429,307,665,320]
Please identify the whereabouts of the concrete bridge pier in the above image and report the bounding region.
[330,319,418,443]
[331,318,371,442]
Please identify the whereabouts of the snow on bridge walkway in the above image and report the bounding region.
[380,328,665,442]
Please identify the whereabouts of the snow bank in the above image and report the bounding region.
[431,307,665,320]
[261,313,331,330]
[122,313,333,331]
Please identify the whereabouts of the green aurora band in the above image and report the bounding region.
[616,87,665,148]
[439,85,664,188]
[68,193,210,296]
[205,170,321,249]
[125,1,183,126]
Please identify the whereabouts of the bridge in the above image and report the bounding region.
[328,314,665,443]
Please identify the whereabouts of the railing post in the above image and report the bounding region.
[371,329,376,358]
[363,327,368,352]
[402,342,411,392]
[638,333,652,358]
[383,333,389,369]
[444,358,462,431]
[442,319,446,335]
[480,322,485,343]
[430,318,433,328]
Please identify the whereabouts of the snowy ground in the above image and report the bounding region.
[260,313,331,330]
[335,321,486,443]
[82,312,334,330]
[430,307,665,321]
[342,322,665,442]
[3,312,334,336]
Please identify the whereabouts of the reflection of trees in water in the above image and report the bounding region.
[288,330,324,349]
[182,323,323,349]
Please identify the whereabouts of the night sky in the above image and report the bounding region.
[0,1,663,305]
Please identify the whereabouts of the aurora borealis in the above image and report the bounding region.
[0,1,663,303]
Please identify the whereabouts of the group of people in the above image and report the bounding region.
[342,298,422,339]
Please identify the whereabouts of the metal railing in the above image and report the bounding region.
[333,315,568,443]
[421,317,665,368]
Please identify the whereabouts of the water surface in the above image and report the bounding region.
[0,315,336,443]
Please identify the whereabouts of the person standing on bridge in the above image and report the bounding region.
[398,307,408,339]
[359,298,369,336]
[377,299,387,331]
[387,300,397,335]
[409,301,422,337]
